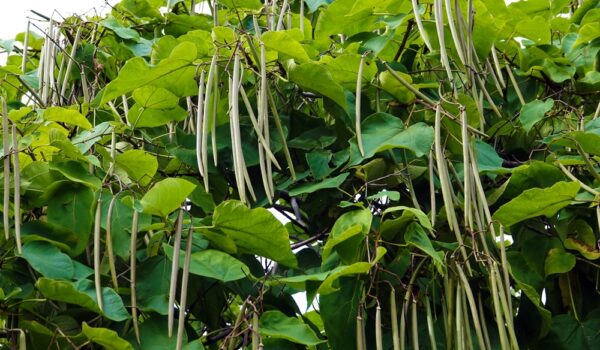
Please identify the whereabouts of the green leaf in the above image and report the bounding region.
[262,31,310,63]
[520,99,554,132]
[36,278,129,321]
[49,161,102,190]
[101,17,140,41]
[82,323,133,350]
[132,85,179,109]
[164,245,250,282]
[318,247,386,294]
[516,16,551,44]
[314,0,377,39]
[135,257,171,315]
[382,206,433,232]
[379,70,416,104]
[348,113,434,165]
[326,208,372,264]
[128,104,188,127]
[115,150,158,186]
[43,107,92,130]
[323,54,378,89]
[46,185,95,256]
[574,22,600,47]
[21,241,74,279]
[321,224,363,263]
[544,248,576,276]
[288,62,347,110]
[101,42,196,104]
[140,178,196,217]
[474,140,510,174]
[259,311,324,346]
[493,181,580,227]
[213,201,297,267]
[288,173,349,196]
[564,238,600,260]
[405,223,445,274]
[540,311,600,348]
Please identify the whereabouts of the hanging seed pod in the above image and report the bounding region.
[105,196,119,291]
[168,209,184,338]
[444,0,466,66]
[456,263,486,350]
[356,313,366,350]
[299,0,305,32]
[276,0,289,31]
[434,0,454,86]
[213,0,219,26]
[11,125,21,255]
[21,21,30,74]
[195,70,206,179]
[230,51,248,203]
[489,263,510,350]
[176,225,194,350]
[391,289,401,350]
[411,298,420,350]
[478,294,493,350]
[376,305,383,350]
[2,97,10,241]
[411,0,433,52]
[203,53,218,190]
[460,107,472,230]
[259,42,275,196]
[425,295,437,350]
[490,45,506,88]
[252,312,260,350]
[506,66,525,106]
[356,53,366,157]
[93,197,104,311]
[428,151,437,227]
[60,27,82,100]
[130,210,141,344]
[267,89,296,180]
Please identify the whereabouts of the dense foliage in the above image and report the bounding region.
[1,0,600,348]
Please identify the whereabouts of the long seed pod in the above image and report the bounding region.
[434,0,454,85]
[460,107,472,230]
[444,0,466,65]
[411,299,420,350]
[356,53,366,157]
[105,196,119,290]
[499,225,513,316]
[425,295,437,350]
[456,263,487,350]
[492,263,518,349]
[60,27,82,100]
[259,42,275,196]
[478,294,493,350]
[489,263,509,350]
[230,51,247,203]
[195,70,206,179]
[506,66,525,106]
[176,226,194,350]
[252,312,260,350]
[93,197,104,311]
[276,0,289,31]
[391,289,401,350]
[21,21,30,74]
[399,299,407,350]
[490,44,506,88]
[213,0,219,26]
[267,89,296,180]
[356,313,366,350]
[411,0,433,52]
[11,125,21,255]
[443,276,455,349]
[455,284,464,349]
[2,97,10,241]
[239,85,281,168]
[435,105,470,272]
[265,0,272,31]
[203,53,218,189]
[376,305,383,350]
[486,59,505,98]
[428,151,437,227]
[168,209,184,338]
[130,210,141,344]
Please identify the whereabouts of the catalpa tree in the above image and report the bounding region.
[1,0,600,349]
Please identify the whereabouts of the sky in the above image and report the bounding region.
[0,0,118,40]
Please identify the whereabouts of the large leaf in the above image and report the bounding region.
[115,150,158,186]
[544,248,576,276]
[259,311,324,346]
[348,113,434,165]
[101,41,196,104]
[164,245,250,282]
[132,85,179,109]
[288,173,349,196]
[46,184,95,256]
[493,181,580,227]
[288,62,347,110]
[140,178,196,217]
[43,107,92,130]
[21,241,74,279]
[213,201,297,267]
[82,323,133,350]
[405,223,445,274]
[520,99,554,132]
[262,31,310,62]
[36,278,129,321]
